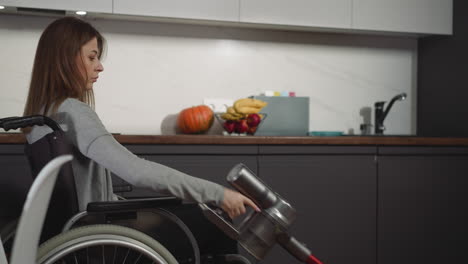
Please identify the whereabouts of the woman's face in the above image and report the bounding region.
[78,37,104,90]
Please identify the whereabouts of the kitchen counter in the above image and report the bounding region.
[2,133,468,146]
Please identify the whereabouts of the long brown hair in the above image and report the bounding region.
[23,16,105,119]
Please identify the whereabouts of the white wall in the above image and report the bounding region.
[0,14,417,135]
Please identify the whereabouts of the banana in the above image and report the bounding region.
[227,106,244,117]
[221,98,267,120]
[233,98,268,111]
[221,113,241,121]
[235,106,261,114]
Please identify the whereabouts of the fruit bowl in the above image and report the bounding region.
[215,113,267,136]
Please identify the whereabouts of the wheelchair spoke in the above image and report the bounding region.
[132,252,142,264]
[113,245,117,264]
[73,252,78,264]
[102,245,106,264]
[122,248,130,264]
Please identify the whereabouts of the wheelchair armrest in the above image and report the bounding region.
[86,197,182,213]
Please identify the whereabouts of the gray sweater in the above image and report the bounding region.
[26,98,224,211]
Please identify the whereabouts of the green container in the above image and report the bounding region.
[252,96,309,136]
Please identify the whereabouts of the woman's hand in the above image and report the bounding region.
[221,188,261,219]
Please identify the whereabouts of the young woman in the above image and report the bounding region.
[23,17,259,219]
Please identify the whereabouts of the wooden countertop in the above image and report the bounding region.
[2,133,468,146]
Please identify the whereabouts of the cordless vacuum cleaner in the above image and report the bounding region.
[199,163,323,264]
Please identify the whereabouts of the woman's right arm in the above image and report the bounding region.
[86,134,225,205]
[87,135,260,217]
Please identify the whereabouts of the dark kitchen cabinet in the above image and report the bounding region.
[3,141,467,264]
[257,146,377,264]
[117,144,258,198]
[417,0,468,137]
[377,147,468,264]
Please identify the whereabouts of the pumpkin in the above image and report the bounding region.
[177,105,214,134]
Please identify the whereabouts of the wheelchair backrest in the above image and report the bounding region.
[1,116,80,242]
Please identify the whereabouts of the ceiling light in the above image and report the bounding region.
[75,10,87,16]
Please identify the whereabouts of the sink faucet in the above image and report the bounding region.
[374,93,407,135]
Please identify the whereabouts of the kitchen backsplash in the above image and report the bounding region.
[0,15,416,135]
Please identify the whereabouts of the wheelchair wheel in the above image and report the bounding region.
[1,218,18,262]
[37,224,178,264]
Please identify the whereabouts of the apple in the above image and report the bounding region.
[247,125,258,135]
[223,120,235,133]
[235,119,249,134]
[246,113,261,127]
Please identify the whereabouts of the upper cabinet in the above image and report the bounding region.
[0,0,453,35]
[239,0,352,29]
[113,0,239,22]
[238,0,452,35]
[0,0,112,13]
[352,0,453,35]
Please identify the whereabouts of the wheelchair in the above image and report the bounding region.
[0,115,251,264]
[2,154,75,264]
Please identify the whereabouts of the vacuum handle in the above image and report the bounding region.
[198,203,240,240]
[227,163,277,208]
[277,233,323,264]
